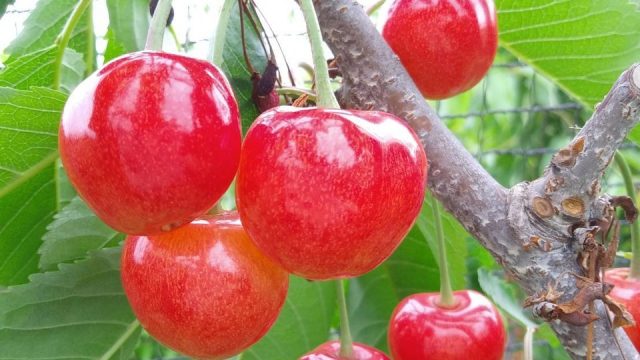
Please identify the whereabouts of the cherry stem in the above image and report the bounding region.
[239,0,270,61]
[83,0,94,76]
[167,25,183,52]
[144,0,172,51]
[210,0,235,66]
[431,196,457,308]
[53,0,91,91]
[238,0,256,75]
[366,0,387,15]
[614,152,640,279]
[336,279,354,358]
[298,0,339,109]
[523,326,535,360]
[251,0,296,86]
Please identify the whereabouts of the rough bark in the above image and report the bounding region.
[314,1,640,359]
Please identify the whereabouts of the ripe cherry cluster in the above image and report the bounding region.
[58,49,426,358]
[55,0,516,358]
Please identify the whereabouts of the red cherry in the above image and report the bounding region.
[236,106,427,280]
[388,290,506,360]
[59,51,241,235]
[382,0,498,100]
[299,341,390,360]
[121,211,289,360]
[605,267,640,351]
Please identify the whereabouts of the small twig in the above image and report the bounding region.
[240,0,270,61]
[366,0,386,15]
[238,0,256,74]
[251,0,296,87]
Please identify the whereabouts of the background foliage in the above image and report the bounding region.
[0,0,639,359]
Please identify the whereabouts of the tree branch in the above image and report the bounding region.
[314,1,640,358]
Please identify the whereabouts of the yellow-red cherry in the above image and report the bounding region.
[121,211,289,359]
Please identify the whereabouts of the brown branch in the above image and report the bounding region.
[313,0,511,262]
[313,1,640,359]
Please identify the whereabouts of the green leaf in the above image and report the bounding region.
[104,0,149,62]
[617,251,633,260]
[221,2,268,133]
[629,126,640,148]
[39,196,123,271]
[240,276,337,359]
[103,29,128,64]
[56,159,76,208]
[477,268,538,328]
[497,0,640,107]
[535,324,571,360]
[348,197,468,352]
[5,0,93,59]
[0,0,15,20]
[0,164,55,285]
[0,47,85,93]
[0,87,66,193]
[0,247,141,360]
[0,87,66,285]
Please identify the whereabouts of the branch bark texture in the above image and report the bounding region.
[314,1,640,358]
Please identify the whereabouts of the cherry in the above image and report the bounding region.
[59,51,241,235]
[236,106,427,280]
[299,341,390,360]
[382,0,498,100]
[605,267,640,350]
[388,290,506,360]
[121,211,289,360]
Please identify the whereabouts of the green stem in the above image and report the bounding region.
[276,87,317,101]
[53,0,91,91]
[614,152,640,279]
[366,0,387,15]
[144,0,172,51]
[337,279,354,358]
[84,0,94,76]
[168,25,183,52]
[431,196,456,308]
[298,0,339,109]
[210,0,236,66]
[523,326,535,360]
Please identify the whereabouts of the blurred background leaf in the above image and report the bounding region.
[240,277,337,359]
[497,0,640,107]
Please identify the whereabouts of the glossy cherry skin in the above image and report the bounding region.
[383,0,498,100]
[388,290,506,360]
[236,106,427,280]
[605,267,640,351]
[59,51,241,235]
[121,211,289,360]
[299,341,390,360]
